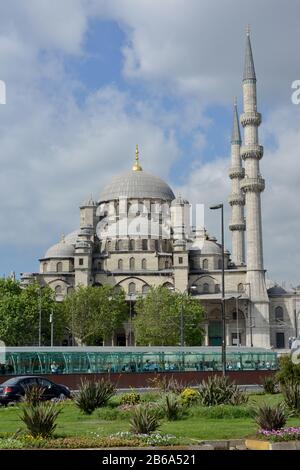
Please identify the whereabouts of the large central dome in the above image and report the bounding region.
[100,169,175,202]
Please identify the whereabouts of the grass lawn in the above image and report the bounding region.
[0,392,299,443]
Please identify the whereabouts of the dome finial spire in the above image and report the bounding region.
[132,144,142,171]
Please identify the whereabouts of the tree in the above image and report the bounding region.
[133,286,204,346]
[0,280,67,346]
[64,285,128,345]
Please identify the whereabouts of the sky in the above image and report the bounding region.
[0,0,300,286]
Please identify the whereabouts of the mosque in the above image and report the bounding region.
[21,32,300,349]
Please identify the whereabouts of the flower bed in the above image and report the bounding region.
[258,427,300,442]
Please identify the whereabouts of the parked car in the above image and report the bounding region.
[0,376,71,405]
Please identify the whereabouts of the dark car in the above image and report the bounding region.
[0,376,71,405]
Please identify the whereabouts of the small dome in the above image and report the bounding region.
[100,170,175,202]
[267,285,288,296]
[44,241,75,258]
[201,239,222,255]
[171,195,189,205]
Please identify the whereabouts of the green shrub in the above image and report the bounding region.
[74,379,116,415]
[198,376,248,406]
[180,388,199,406]
[20,403,61,438]
[254,403,287,431]
[129,405,160,434]
[276,356,300,385]
[262,376,278,395]
[281,380,300,415]
[22,384,45,406]
[120,391,141,406]
[163,394,181,421]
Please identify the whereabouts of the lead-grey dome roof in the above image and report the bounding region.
[100,170,175,202]
[267,285,288,296]
[44,242,75,259]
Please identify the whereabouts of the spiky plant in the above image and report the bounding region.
[198,376,248,406]
[22,384,45,407]
[74,379,116,415]
[163,394,181,421]
[20,402,61,438]
[254,403,287,431]
[281,380,300,415]
[129,405,160,434]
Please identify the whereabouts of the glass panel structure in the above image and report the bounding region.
[0,347,278,375]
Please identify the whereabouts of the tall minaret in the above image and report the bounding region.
[240,28,269,347]
[229,98,245,266]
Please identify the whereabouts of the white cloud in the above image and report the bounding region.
[93,0,300,105]
[0,0,299,286]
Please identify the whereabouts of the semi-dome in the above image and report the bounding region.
[44,241,75,259]
[100,170,175,202]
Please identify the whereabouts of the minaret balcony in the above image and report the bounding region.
[228,166,245,179]
[240,112,262,127]
[228,193,245,206]
[240,144,263,160]
[240,176,265,193]
[229,221,246,231]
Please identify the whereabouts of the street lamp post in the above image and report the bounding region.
[50,310,54,347]
[210,203,226,376]
[38,287,42,347]
[129,293,133,346]
[293,296,300,339]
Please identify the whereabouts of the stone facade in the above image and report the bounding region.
[21,32,300,349]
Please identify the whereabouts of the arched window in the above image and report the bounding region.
[43,262,47,273]
[106,240,111,251]
[130,239,135,251]
[130,257,135,270]
[128,282,136,295]
[116,239,121,251]
[56,262,63,272]
[142,239,148,250]
[142,284,150,295]
[142,259,147,270]
[275,306,284,323]
[238,283,244,293]
[203,283,209,293]
[203,259,208,270]
[118,259,123,270]
[215,284,220,293]
[218,259,222,270]
[55,285,62,294]
[138,201,144,213]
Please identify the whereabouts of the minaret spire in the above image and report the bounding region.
[229,98,245,265]
[231,97,242,143]
[240,28,270,347]
[243,27,256,81]
[132,144,142,171]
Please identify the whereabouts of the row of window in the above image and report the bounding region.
[105,239,171,252]
[43,262,72,273]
